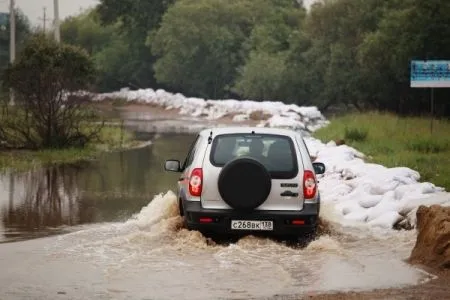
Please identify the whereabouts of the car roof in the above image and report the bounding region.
[198,126,302,138]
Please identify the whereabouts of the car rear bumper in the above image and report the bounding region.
[182,200,319,236]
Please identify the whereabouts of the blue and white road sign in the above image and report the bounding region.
[411,60,450,88]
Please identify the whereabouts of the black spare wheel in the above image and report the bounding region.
[218,157,272,210]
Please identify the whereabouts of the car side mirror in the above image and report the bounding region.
[312,162,326,175]
[164,160,182,172]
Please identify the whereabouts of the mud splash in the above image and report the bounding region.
[50,191,344,257]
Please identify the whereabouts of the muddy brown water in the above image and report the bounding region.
[0,122,439,300]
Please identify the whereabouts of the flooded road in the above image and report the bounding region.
[0,190,432,300]
[0,123,435,299]
[0,133,197,243]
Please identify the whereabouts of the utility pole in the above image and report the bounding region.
[40,7,48,32]
[53,0,60,43]
[9,0,15,106]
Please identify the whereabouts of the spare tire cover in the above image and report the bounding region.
[218,157,272,210]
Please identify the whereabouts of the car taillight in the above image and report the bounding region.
[189,168,203,197]
[303,170,317,199]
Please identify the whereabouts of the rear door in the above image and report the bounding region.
[201,133,304,210]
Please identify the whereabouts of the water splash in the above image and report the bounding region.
[39,190,432,299]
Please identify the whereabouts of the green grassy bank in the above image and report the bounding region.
[313,112,450,191]
[0,124,139,173]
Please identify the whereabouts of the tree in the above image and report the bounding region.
[95,0,177,91]
[150,0,300,99]
[358,0,450,114]
[97,0,176,33]
[288,0,392,111]
[232,1,306,102]
[61,10,116,56]
[233,51,287,101]
[1,34,98,149]
[36,0,450,116]
[61,9,132,92]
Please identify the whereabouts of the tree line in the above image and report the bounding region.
[2,0,450,117]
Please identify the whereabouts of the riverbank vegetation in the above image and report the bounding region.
[0,33,138,172]
[314,112,450,190]
[0,124,136,172]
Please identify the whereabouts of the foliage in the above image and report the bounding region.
[57,0,450,116]
[150,0,250,98]
[344,127,368,142]
[357,0,450,115]
[232,1,306,102]
[97,0,176,34]
[61,2,177,92]
[150,0,304,99]
[61,10,115,56]
[233,51,287,101]
[1,34,97,149]
[95,0,177,91]
[314,112,450,190]
[61,10,131,91]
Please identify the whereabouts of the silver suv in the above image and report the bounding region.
[164,127,325,238]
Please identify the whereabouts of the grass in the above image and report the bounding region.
[313,111,450,190]
[0,123,140,173]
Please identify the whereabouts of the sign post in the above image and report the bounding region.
[410,60,450,134]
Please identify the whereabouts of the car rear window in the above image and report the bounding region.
[210,133,298,179]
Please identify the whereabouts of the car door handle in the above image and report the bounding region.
[281,191,298,197]
[178,177,185,182]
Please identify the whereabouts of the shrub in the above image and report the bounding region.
[344,127,368,142]
[1,33,99,149]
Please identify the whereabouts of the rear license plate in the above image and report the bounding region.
[231,220,273,231]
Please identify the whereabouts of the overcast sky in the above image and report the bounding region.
[1,0,317,27]
[0,0,99,26]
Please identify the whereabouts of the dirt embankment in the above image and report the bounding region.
[408,205,450,270]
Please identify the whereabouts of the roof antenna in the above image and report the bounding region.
[251,130,255,134]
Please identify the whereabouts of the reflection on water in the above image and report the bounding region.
[0,134,196,243]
